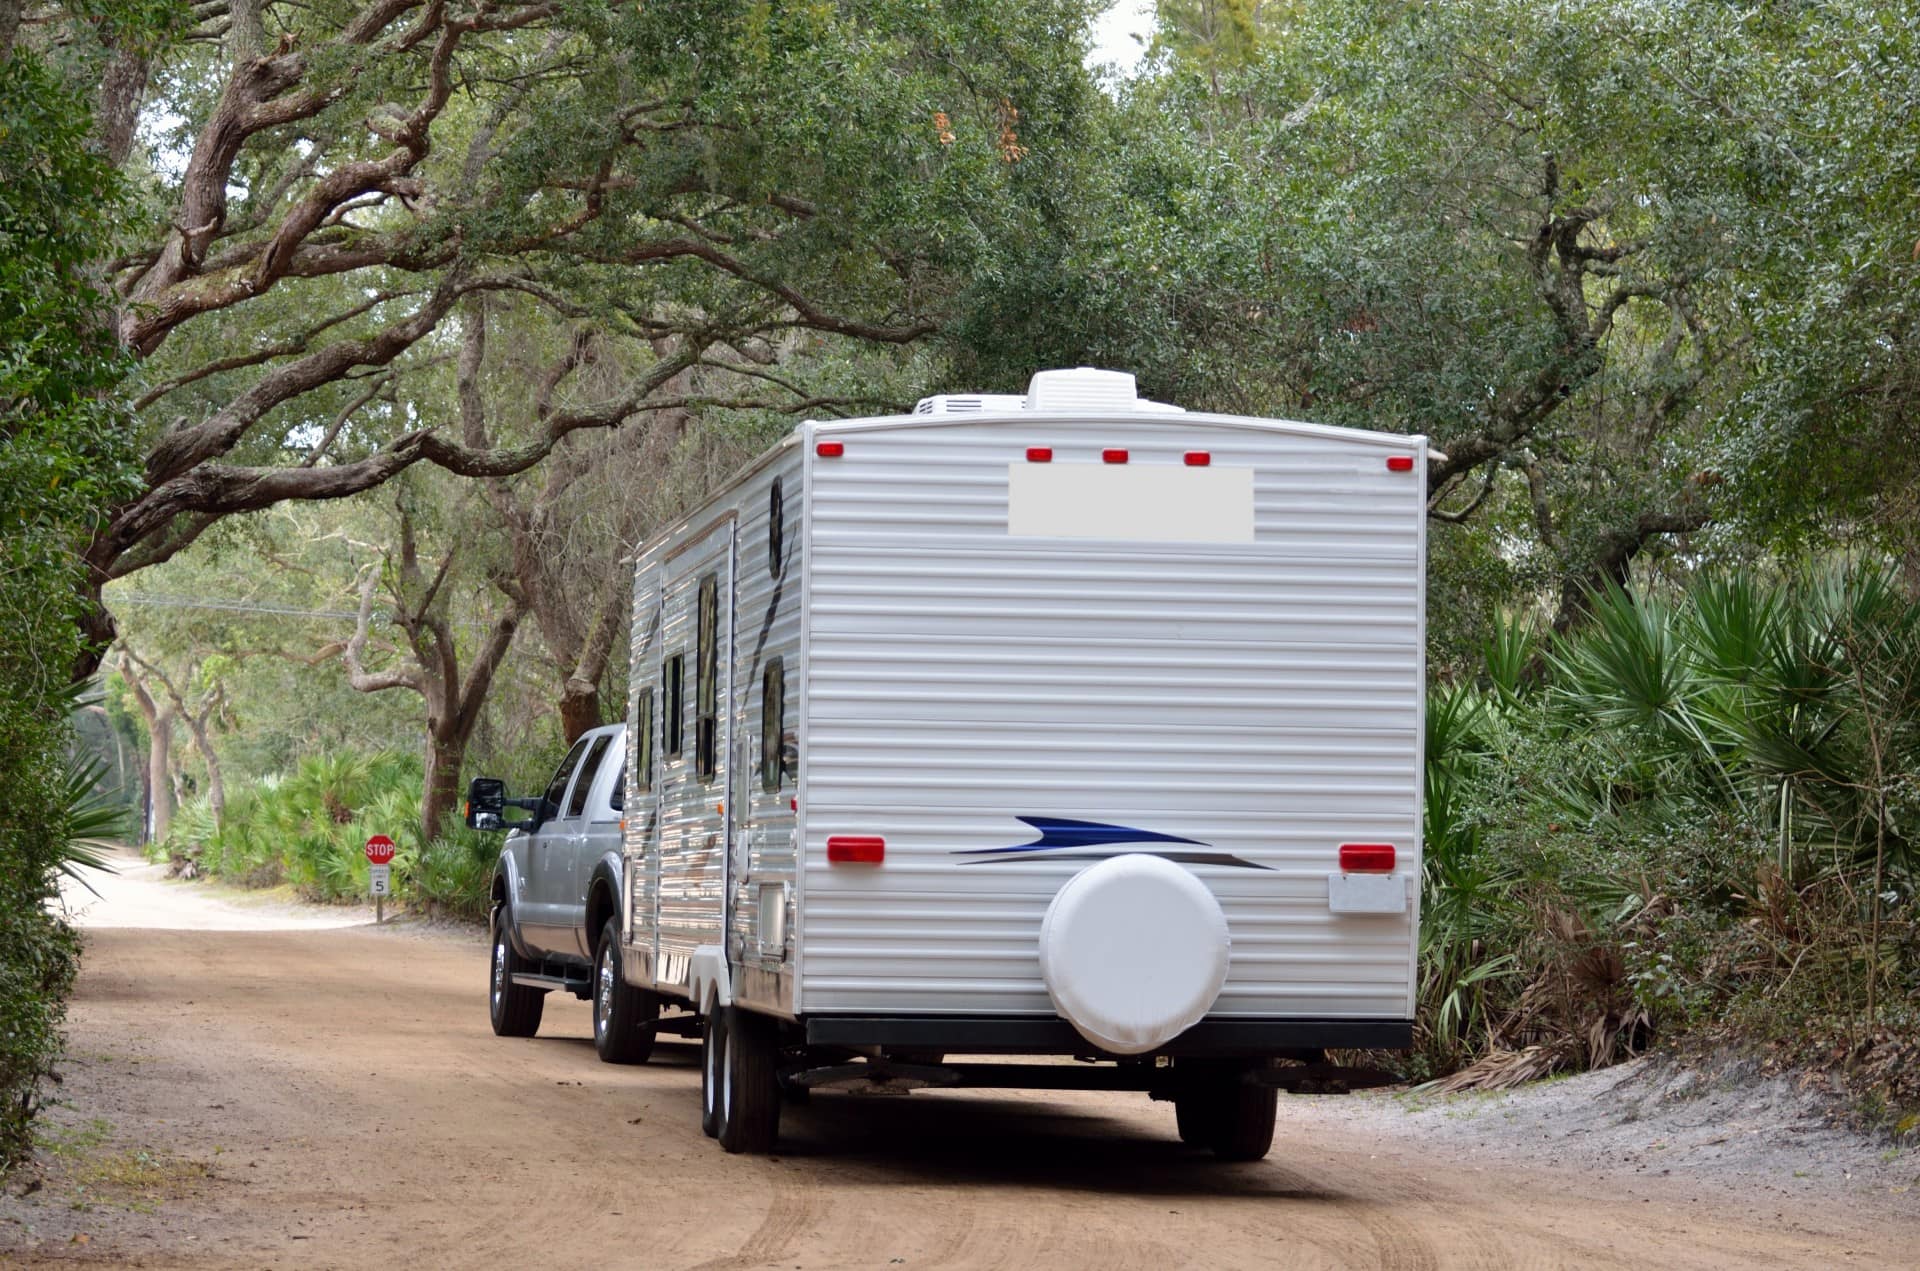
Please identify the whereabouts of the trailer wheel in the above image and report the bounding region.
[488,910,544,1038]
[715,1007,781,1154]
[592,919,658,1065]
[1173,1092,1213,1145]
[700,1008,725,1138]
[1172,1063,1277,1160]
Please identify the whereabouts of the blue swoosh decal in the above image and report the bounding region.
[957,816,1207,856]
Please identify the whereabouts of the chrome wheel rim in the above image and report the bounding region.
[491,935,506,1009]
[721,1025,734,1128]
[595,948,613,1039]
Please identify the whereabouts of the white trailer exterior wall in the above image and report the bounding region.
[796,406,1425,1026]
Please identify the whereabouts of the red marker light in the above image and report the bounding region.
[1027,447,1053,462]
[1184,451,1211,467]
[817,441,845,458]
[1339,843,1396,873]
[827,835,885,864]
[1102,449,1128,464]
[1386,455,1414,472]
[790,797,797,812]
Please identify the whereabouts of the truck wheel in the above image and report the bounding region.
[593,919,658,1065]
[700,1008,725,1138]
[714,1006,781,1154]
[489,911,544,1038]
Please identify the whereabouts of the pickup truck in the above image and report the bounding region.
[465,723,660,1063]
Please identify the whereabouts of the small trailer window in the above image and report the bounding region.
[768,482,785,579]
[632,687,654,794]
[761,659,785,791]
[696,574,719,782]
[663,653,685,759]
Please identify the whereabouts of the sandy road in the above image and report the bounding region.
[5,857,1915,1269]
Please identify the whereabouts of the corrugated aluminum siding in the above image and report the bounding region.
[798,414,1424,1020]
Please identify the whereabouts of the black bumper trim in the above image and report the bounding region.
[801,1014,1412,1056]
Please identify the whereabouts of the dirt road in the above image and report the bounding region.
[5,856,1915,1269]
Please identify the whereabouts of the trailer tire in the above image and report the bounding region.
[593,919,658,1065]
[1205,1074,1278,1162]
[1172,1063,1277,1160]
[488,911,544,1039]
[700,1008,725,1138]
[715,1007,781,1155]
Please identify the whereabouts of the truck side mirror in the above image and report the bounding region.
[465,777,507,831]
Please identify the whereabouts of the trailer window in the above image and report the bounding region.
[662,653,685,759]
[631,688,654,795]
[696,573,719,782]
[768,482,784,579]
[760,658,785,791]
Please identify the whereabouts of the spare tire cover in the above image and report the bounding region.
[1038,854,1230,1055]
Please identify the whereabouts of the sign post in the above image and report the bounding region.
[365,834,396,924]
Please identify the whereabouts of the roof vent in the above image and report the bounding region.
[1026,368,1141,414]
[913,392,1027,416]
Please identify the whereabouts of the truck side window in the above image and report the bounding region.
[567,734,613,819]
[632,688,654,794]
[610,761,625,812]
[663,654,685,758]
[761,658,784,791]
[695,573,719,782]
[543,737,592,813]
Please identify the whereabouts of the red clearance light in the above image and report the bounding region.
[817,440,845,458]
[790,797,797,812]
[1184,451,1211,467]
[1386,455,1414,472]
[1027,447,1053,463]
[1339,843,1396,873]
[1102,448,1128,464]
[827,835,885,864]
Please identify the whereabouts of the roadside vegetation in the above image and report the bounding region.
[1416,571,1918,1119]
[6,0,1916,1165]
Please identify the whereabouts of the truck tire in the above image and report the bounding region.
[714,1006,781,1154]
[700,1008,725,1138]
[592,919,658,1065]
[489,910,544,1038]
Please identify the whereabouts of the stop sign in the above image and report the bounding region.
[364,834,396,866]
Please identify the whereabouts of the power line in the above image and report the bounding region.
[112,591,365,622]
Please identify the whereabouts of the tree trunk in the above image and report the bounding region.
[559,683,601,744]
[147,705,176,844]
[421,729,466,846]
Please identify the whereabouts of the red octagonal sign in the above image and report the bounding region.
[364,835,397,866]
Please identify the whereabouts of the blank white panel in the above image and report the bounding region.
[1007,463,1254,543]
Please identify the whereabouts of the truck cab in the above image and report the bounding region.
[467,723,659,1062]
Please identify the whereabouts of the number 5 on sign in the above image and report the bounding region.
[365,834,396,922]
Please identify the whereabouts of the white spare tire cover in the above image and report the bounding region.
[1038,854,1230,1055]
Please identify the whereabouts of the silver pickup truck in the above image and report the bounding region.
[465,723,661,1063]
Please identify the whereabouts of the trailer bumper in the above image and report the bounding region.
[801,1014,1412,1056]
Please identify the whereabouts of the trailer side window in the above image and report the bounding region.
[768,482,784,579]
[695,573,719,782]
[631,687,653,794]
[662,653,685,759]
[760,658,785,791]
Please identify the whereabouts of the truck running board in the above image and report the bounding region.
[510,971,591,995]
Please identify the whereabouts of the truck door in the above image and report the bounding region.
[553,730,615,959]
[522,735,591,955]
